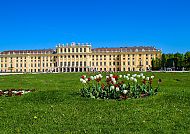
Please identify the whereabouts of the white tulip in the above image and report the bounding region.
[127,74,130,76]
[110,74,113,77]
[83,75,86,78]
[140,73,144,77]
[134,78,137,83]
[116,87,120,92]
[142,76,145,79]
[123,90,128,94]
[130,77,134,81]
[123,84,126,88]
[111,77,115,82]
[90,76,94,80]
[94,76,97,80]
[146,77,150,81]
[82,79,86,84]
[98,74,102,78]
[123,75,126,78]
[85,78,88,81]
[137,75,141,78]
[119,75,122,78]
[96,75,99,79]
[12,91,17,94]
[80,78,83,82]
[106,76,109,79]
[110,86,115,90]
[132,74,137,77]
[113,80,116,84]
[151,76,154,79]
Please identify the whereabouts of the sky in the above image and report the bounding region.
[0,0,190,53]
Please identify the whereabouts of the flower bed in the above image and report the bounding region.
[80,73,161,100]
[0,89,34,97]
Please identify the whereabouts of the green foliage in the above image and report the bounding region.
[155,52,190,71]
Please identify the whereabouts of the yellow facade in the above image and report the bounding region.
[0,43,161,73]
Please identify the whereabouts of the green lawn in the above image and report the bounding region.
[0,72,190,134]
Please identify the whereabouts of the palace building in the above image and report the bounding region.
[0,42,161,73]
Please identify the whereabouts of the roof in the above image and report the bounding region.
[92,46,159,52]
[0,49,54,55]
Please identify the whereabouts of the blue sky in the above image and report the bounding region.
[0,0,190,53]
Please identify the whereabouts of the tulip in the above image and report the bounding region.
[137,75,141,78]
[132,74,137,77]
[140,73,143,77]
[127,74,130,76]
[123,84,126,88]
[110,74,113,77]
[130,77,134,81]
[99,74,103,78]
[111,77,116,82]
[151,76,154,79]
[106,76,109,79]
[82,79,86,84]
[134,78,137,83]
[90,76,94,80]
[123,90,128,94]
[113,80,116,84]
[110,86,115,90]
[80,78,83,82]
[123,75,126,78]
[116,87,120,92]
[142,76,145,79]
[119,75,122,78]
[146,77,150,81]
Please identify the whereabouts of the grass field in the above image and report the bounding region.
[0,72,190,134]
